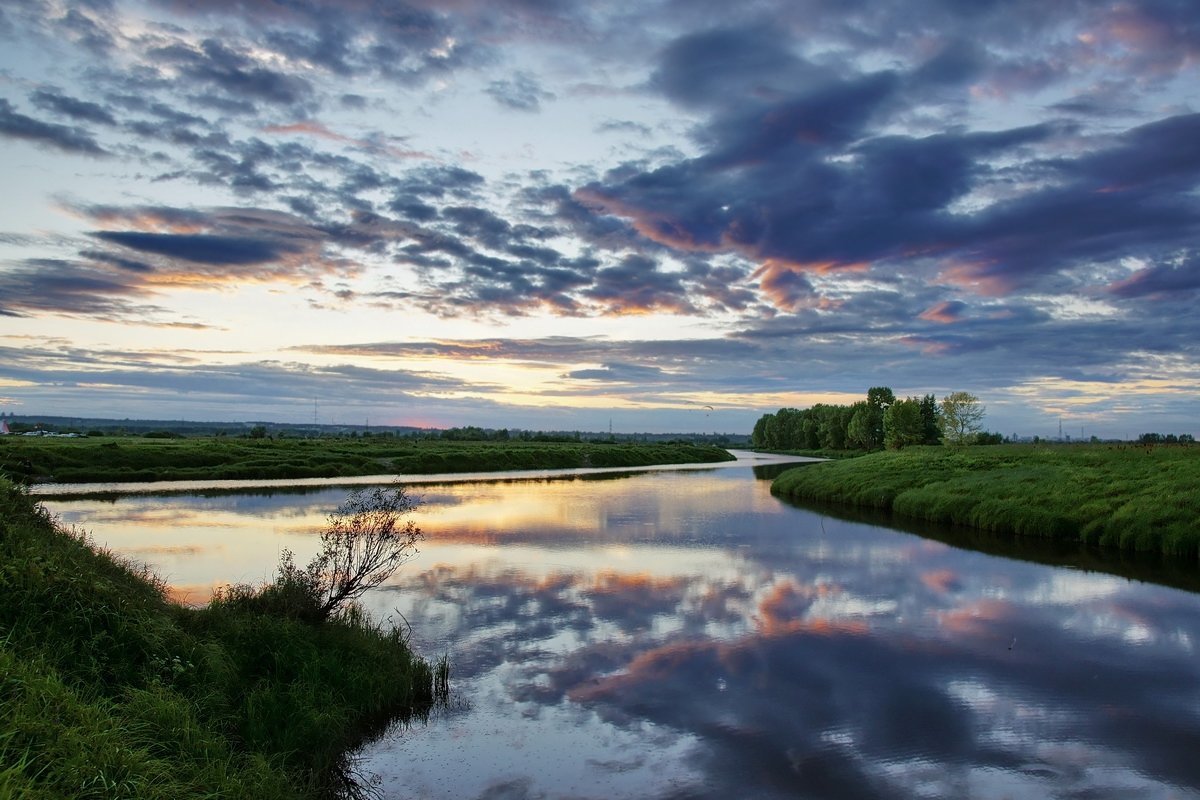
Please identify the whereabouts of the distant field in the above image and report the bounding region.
[0,436,734,484]
[771,444,1200,558]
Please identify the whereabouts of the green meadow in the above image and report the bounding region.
[0,478,447,799]
[0,436,734,484]
[771,444,1200,558]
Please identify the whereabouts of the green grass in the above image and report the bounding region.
[771,444,1200,558]
[1,437,734,484]
[755,447,868,460]
[0,477,446,799]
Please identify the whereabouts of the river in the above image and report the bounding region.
[39,451,1200,799]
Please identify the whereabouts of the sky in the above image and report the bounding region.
[0,0,1197,438]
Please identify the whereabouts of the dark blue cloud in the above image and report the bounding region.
[142,0,477,85]
[651,25,822,110]
[910,39,991,89]
[0,98,107,154]
[90,231,294,265]
[1109,256,1200,299]
[565,362,669,382]
[0,258,159,320]
[486,71,554,112]
[583,254,694,313]
[78,249,156,273]
[700,71,903,165]
[150,38,314,107]
[394,165,487,199]
[582,26,1200,302]
[29,89,117,125]
[58,5,116,53]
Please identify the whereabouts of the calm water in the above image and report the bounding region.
[42,453,1200,800]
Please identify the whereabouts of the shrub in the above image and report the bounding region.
[221,484,424,624]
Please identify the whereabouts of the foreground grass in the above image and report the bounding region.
[772,444,1200,558]
[0,478,445,799]
[2,437,734,484]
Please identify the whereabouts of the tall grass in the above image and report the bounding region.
[3,437,734,484]
[0,477,447,798]
[772,444,1200,558]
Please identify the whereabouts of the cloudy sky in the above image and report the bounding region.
[1,0,1197,437]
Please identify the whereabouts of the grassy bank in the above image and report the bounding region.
[771,444,1200,558]
[756,447,867,460]
[0,478,445,799]
[1,437,734,484]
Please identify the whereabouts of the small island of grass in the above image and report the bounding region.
[771,444,1200,558]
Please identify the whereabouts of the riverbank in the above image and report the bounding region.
[1,437,734,484]
[0,477,446,798]
[771,444,1200,558]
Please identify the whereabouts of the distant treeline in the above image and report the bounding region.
[1137,432,1196,444]
[752,387,1003,452]
[1,415,747,447]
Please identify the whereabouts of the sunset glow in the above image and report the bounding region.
[1,1,1197,437]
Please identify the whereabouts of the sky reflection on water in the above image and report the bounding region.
[42,458,1200,799]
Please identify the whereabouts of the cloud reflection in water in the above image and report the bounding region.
[42,466,1200,799]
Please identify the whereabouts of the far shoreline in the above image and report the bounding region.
[30,449,821,498]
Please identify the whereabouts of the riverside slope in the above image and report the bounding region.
[771,444,1200,558]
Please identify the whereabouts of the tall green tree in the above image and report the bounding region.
[752,414,771,448]
[919,394,941,444]
[940,391,986,445]
[867,386,895,409]
[864,387,894,449]
[883,397,924,449]
[846,402,875,450]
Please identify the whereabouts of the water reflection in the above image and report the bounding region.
[41,457,1200,799]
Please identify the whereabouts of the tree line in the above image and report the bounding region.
[752,388,990,451]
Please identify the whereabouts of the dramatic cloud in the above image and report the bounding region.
[0,0,1196,435]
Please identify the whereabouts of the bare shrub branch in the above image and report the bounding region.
[307,484,422,621]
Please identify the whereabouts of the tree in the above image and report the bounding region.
[918,394,941,444]
[883,397,924,449]
[864,386,895,449]
[939,392,986,445]
[866,386,895,409]
[751,414,771,448]
[274,484,423,622]
[801,415,820,449]
[846,402,875,450]
[818,405,850,450]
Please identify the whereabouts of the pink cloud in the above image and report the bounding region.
[918,300,966,324]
